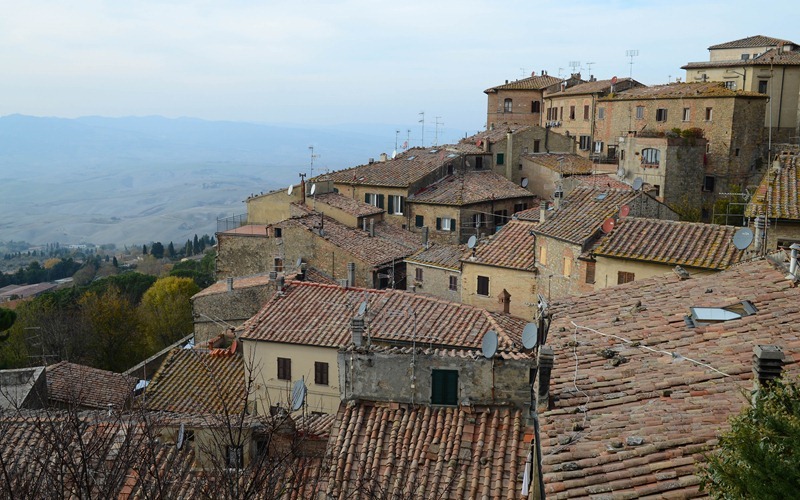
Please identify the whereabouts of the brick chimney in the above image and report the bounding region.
[347,262,356,287]
[498,289,511,314]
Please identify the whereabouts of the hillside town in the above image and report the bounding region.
[1,34,800,498]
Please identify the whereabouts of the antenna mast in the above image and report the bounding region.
[419,111,425,147]
[434,116,443,146]
[569,60,581,76]
[626,49,639,79]
[309,146,319,178]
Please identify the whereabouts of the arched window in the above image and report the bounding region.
[504,98,513,113]
[641,148,660,167]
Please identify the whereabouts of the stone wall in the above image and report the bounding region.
[405,262,461,302]
[593,256,716,291]
[192,280,275,344]
[461,262,537,320]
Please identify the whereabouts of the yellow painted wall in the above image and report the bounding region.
[461,261,537,320]
[593,256,715,290]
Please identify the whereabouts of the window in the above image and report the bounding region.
[364,193,384,208]
[447,164,454,175]
[504,98,512,113]
[620,150,625,161]
[496,153,505,165]
[431,369,458,405]
[597,107,605,120]
[493,210,508,227]
[415,215,424,227]
[724,81,736,90]
[735,148,740,157]
[436,217,455,232]
[273,258,283,272]
[314,361,329,385]
[593,141,604,153]
[560,107,563,120]
[703,175,716,192]
[533,140,540,153]
[569,105,576,120]
[706,142,711,154]
[563,257,572,277]
[274,227,282,238]
[388,195,404,215]
[635,106,644,119]
[579,135,591,151]
[477,276,489,296]
[653,184,661,197]
[705,107,713,121]
[583,105,590,120]
[546,107,553,120]
[531,101,540,113]
[539,245,547,265]
[277,357,291,380]
[617,271,635,284]
[682,107,691,121]
[449,275,458,291]
[514,202,528,213]
[641,148,660,167]
[758,80,768,94]
[741,53,750,60]
[226,445,243,469]
[607,145,617,159]
[585,261,596,284]
[655,108,668,122]
[472,213,483,228]
[415,267,423,282]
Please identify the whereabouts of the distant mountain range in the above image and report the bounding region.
[0,115,412,246]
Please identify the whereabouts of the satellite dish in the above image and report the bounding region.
[467,235,477,249]
[522,323,538,349]
[357,300,367,317]
[601,217,616,233]
[733,227,754,250]
[521,177,529,188]
[481,330,498,359]
[295,257,303,269]
[611,76,618,85]
[291,379,307,411]
[632,177,644,191]
[616,166,626,178]
[392,150,397,159]
[287,184,294,195]
[310,183,316,195]
[177,422,185,450]
[619,205,631,218]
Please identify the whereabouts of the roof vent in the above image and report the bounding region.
[351,318,365,347]
[753,345,785,387]
[226,277,234,292]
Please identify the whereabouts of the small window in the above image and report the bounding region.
[436,217,455,232]
[415,215,424,227]
[735,148,740,157]
[585,261,596,284]
[741,53,750,60]
[617,271,635,284]
[703,175,716,192]
[635,106,644,119]
[593,141,604,153]
[531,101,540,113]
[539,245,547,265]
[583,105,590,120]
[706,142,711,154]
[314,361,329,385]
[655,108,668,122]
[477,276,489,296]
[563,257,572,277]
[493,210,508,227]
[449,275,458,291]
[569,105,576,120]
[277,357,291,381]
[758,80,768,94]
[579,135,591,151]
[496,153,505,165]
[274,227,282,238]
[431,369,458,405]
[226,445,244,469]
[472,213,483,228]
[597,107,605,120]
[388,195,404,215]
[504,98,512,113]
[415,267,423,282]
[724,81,736,90]
[641,148,660,167]
[607,145,617,159]
[475,156,484,170]
[514,202,528,213]
[533,140,541,153]
[447,164,454,175]
[682,108,690,121]
[705,107,713,121]
[653,184,661,196]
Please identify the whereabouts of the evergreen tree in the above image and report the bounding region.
[142,244,148,255]
[112,256,119,267]
[193,234,200,255]
[167,242,176,259]
[150,242,165,259]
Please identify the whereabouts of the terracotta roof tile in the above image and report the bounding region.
[317,147,460,188]
[192,274,272,299]
[524,153,597,175]
[321,402,534,498]
[540,257,800,497]
[406,244,464,270]
[410,171,534,205]
[460,126,534,145]
[708,35,796,50]
[485,74,563,92]
[592,218,747,270]
[46,362,137,409]
[144,348,246,415]
[239,281,529,352]
[683,47,800,69]
[602,81,766,100]
[464,220,537,271]
[543,77,640,97]
[313,192,384,217]
[745,152,800,220]
[575,174,632,190]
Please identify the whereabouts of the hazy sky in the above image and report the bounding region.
[1,0,797,135]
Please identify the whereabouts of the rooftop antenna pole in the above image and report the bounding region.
[434,116,443,146]
[584,61,595,76]
[406,129,411,150]
[308,146,319,178]
[419,111,425,148]
[626,49,639,79]
[395,130,400,152]
[569,60,581,77]
[520,67,526,78]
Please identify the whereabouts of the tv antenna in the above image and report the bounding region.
[569,61,581,75]
[309,146,319,178]
[419,111,425,147]
[626,49,639,79]
[520,67,527,78]
[481,330,498,359]
[434,116,444,146]
[584,61,595,75]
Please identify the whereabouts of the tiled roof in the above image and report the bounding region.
[515,203,544,222]
[544,77,639,97]
[575,174,632,190]
[603,81,765,100]
[592,218,747,270]
[524,153,596,175]
[464,220,537,271]
[304,266,339,285]
[192,273,272,299]
[321,401,534,498]
[460,126,533,146]
[341,343,535,361]
[239,281,529,352]
[683,47,800,69]
[405,244,464,270]
[540,257,800,498]
[316,147,459,188]
[144,348,246,415]
[410,171,534,205]
[745,152,800,220]
[534,186,640,245]
[312,192,384,217]
[46,362,137,409]
[485,74,563,92]
[708,35,796,50]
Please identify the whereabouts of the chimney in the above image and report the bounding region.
[539,201,549,223]
[269,270,278,281]
[789,243,800,276]
[277,276,285,291]
[498,289,511,314]
[368,158,375,164]
[369,219,375,237]
[351,318,365,347]
[753,345,784,401]
[422,227,429,249]
[482,139,489,152]
[362,218,368,232]
[380,153,388,162]
[754,216,766,253]
[347,262,356,287]
[226,277,234,292]
[536,346,554,408]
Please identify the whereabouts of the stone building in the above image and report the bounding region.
[596,82,768,205]
[484,72,562,129]
[745,150,800,250]
[520,152,602,200]
[682,35,800,142]
[404,244,463,301]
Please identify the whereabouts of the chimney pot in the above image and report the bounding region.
[753,344,785,387]
[226,277,234,292]
[269,271,278,281]
[351,318,365,347]
[369,219,375,237]
[347,262,356,287]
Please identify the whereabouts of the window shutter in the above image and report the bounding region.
[436,218,442,230]
[450,219,456,232]
[365,193,370,204]
[399,196,404,214]
[416,215,424,227]
[377,194,385,209]
[387,195,394,214]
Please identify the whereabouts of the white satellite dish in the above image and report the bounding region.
[392,150,397,159]
[521,177,529,188]
[732,227,754,250]
[291,379,307,411]
[616,166,626,178]
[357,300,367,317]
[295,257,303,269]
[310,183,317,195]
[481,330,498,359]
[287,184,294,195]
[632,177,644,191]
[467,235,477,249]
[522,323,538,349]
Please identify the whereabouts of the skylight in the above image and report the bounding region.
[406,156,416,160]
[685,300,758,327]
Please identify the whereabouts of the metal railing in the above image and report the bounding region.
[217,214,247,233]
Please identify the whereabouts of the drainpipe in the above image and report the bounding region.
[506,131,514,180]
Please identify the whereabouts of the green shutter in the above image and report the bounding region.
[365,193,370,204]
[497,152,505,165]
[377,194,385,209]
[416,215,424,227]
[432,370,458,405]
[398,196,404,214]
[436,218,441,230]
[387,195,394,214]
[450,219,456,232]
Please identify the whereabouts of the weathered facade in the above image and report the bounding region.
[484,72,562,129]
